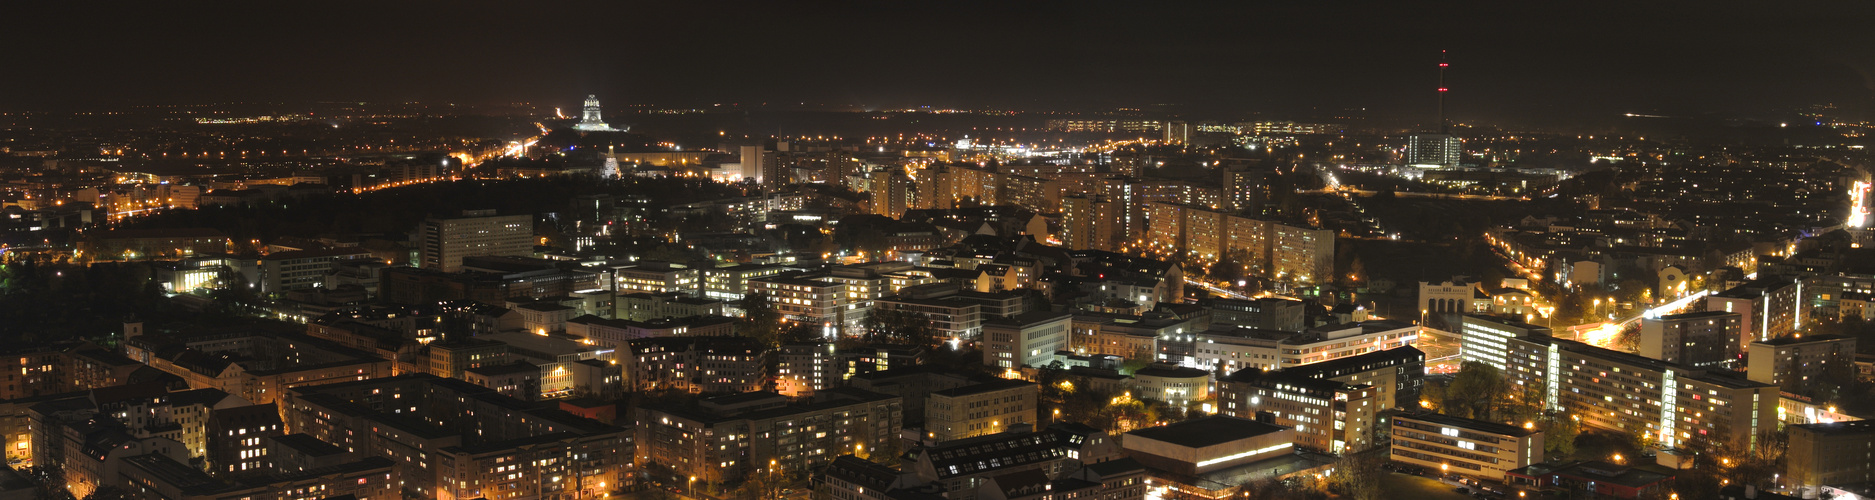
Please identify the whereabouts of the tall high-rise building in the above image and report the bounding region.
[1404,134,1462,167]
[868,170,915,218]
[1059,194,1116,251]
[418,210,534,272]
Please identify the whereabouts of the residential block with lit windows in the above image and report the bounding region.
[620,336,768,394]
[1506,335,1779,451]
[632,389,902,486]
[279,374,631,500]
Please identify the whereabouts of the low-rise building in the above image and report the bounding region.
[1129,365,1209,409]
[1121,416,1329,499]
[1390,412,1543,481]
[1203,297,1307,332]
[616,292,724,321]
[1505,461,1672,500]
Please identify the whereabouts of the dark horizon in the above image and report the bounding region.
[7,1,1875,129]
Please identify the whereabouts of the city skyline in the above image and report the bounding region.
[2,3,1874,500]
[5,2,1875,129]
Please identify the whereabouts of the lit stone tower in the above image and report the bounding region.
[574,94,615,132]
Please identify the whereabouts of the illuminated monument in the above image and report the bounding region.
[573,94,621,132]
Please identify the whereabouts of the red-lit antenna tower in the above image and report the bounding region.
[1437,50,1450,133]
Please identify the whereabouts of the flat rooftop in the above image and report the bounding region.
[1396,411,1537,437]
[1126,415,1287,449]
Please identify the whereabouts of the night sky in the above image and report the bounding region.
[7,1,1873,128]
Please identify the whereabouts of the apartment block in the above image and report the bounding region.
[926,379,1040,442]
[1747,334,1858,389]
[279,375,630,500]
[1640,311,1742,368]
[1707,276,1803,344]
[1506,335,1779,451]
[621,336,767,394]
[1786,420,1875,492]
[633,389,902,485]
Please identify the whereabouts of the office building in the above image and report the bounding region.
[1282,346,1425,410]
[702,264,787,300]
[417,209,533,272]
[1217,367,1379,454]
[1390,412,1543,481]
[926,379,1039,442]
[875,294,984,341]
[1405,134,1462,168]
[1203,297,1306,332]
[260,247,375,293]
[1640,311,1742,368]
[983,312,1071,369]
[1130,365,1210,408]
[616,292,724,321]
[1461,314,1549,367]
[611,262,700,296]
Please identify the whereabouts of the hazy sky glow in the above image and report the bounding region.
[7,1,1873,128]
